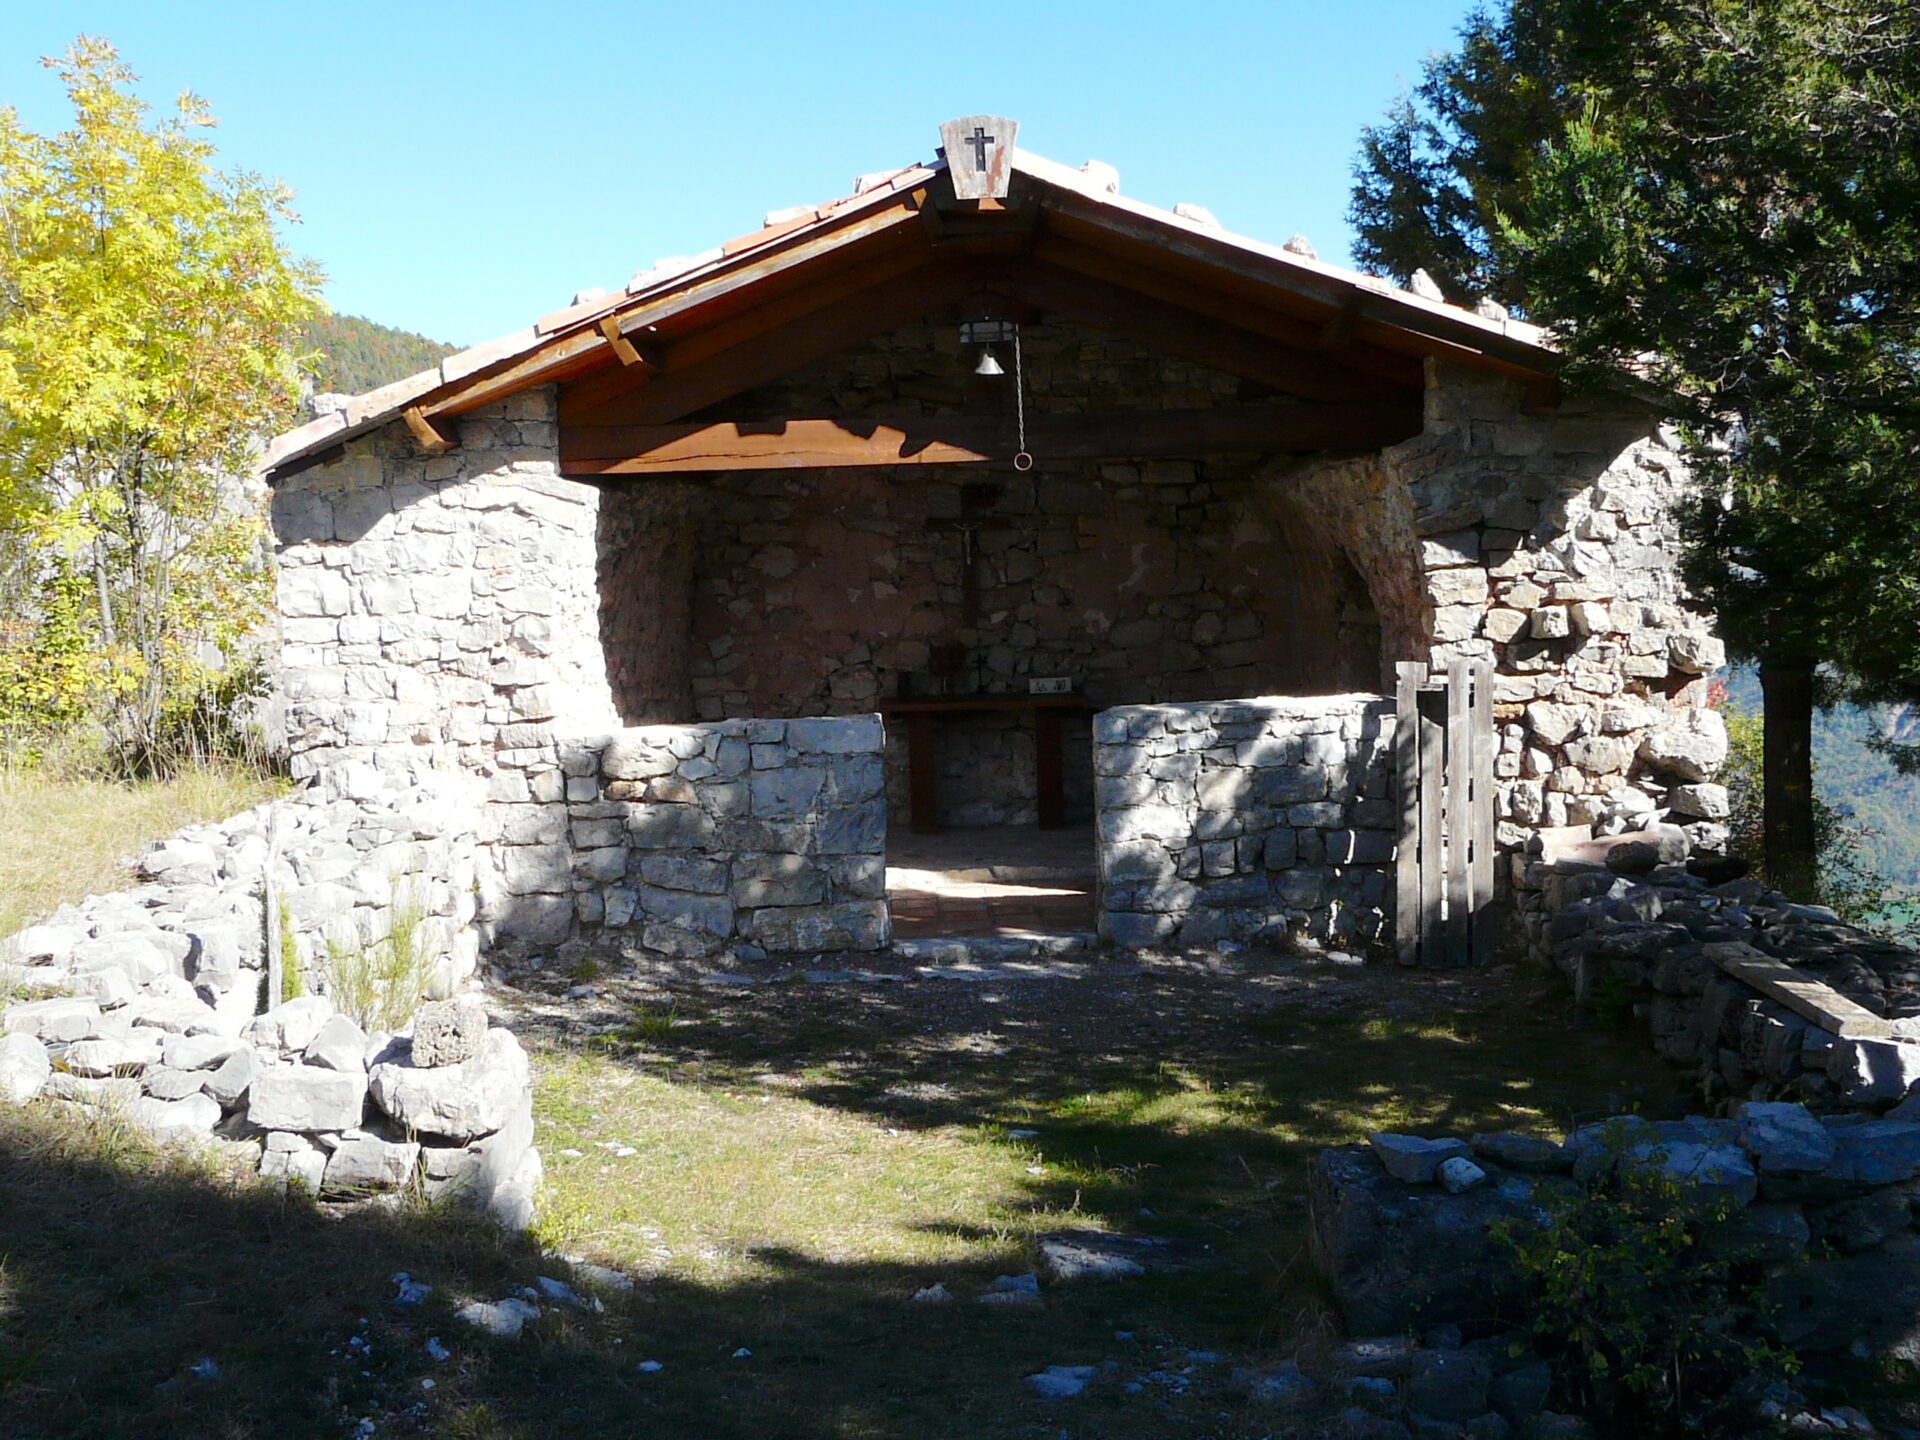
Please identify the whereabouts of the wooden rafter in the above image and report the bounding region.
[559,401,1423,476]
[562,264,989,429]
[419,190,931,423]
[1039,201,1559,388]
[562,233,939,420]
[598,315,659,370]
[1028,238,1423,388]
[403,406,457,454]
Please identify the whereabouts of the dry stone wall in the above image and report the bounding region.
[272,387,617,939]
[1094,696,1395,951]
[1525,842,1920,1111]
[555,716,889,957]
[1,797,537,1229]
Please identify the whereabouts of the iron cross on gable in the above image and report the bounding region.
[939,115,1019,200]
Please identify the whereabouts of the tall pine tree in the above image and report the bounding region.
[1353,0,1920,896]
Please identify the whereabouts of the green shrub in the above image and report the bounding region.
[1493,1147,1796,1431]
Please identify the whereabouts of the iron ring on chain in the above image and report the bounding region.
[1013,451,1034,471]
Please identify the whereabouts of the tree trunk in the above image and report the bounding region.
[1760,654,1818,898]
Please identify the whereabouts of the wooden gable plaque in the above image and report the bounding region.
[939,115,1018,200]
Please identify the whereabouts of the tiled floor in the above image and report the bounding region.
[886,825,1097,940]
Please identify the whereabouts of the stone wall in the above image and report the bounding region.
[271,386,617,938]
[1312,1107,1920,1423]
[271,345,1731,946]
[1094,695,1395,951]
[1523,836,1920,1111]
[1,798,536,1229]
[553,715,889,957]
[1274,365,1727,874]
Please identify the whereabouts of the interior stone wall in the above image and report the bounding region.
[593,319,1381,829]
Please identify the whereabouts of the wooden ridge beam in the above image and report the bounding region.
[560,400,1423,476]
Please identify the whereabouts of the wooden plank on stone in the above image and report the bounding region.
[1444,659,1471,966]
[1394,662,1424,967]
[1708,942,1895,1040]
[1419,710,1444,968]
[1470,660,1496,964]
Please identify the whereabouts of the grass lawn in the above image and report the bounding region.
[0,764,285,937]
[0,768,1716,1436]
[0,949,1698,1440]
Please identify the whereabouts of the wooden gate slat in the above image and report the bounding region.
[1394,661,1424,967]
[1443,658,1472,966]
[1418,710,1444,966]
[1469,660,1497,964]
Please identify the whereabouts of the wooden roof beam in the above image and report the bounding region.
[403,405,458,454]
[1039,197,1560,382]
[419,191,930,423]
[562,236,940,421]
[1030,236,1424,390]
[563,264,989,429]
[561,401,1424,476]
[598,315,661,370]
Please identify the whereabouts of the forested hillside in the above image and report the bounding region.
[1720,667,1920,890]
[301,313,456,396]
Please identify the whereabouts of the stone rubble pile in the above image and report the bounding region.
[1520,836,1920,1109]
[1311,1108,1920,1429]
[1,796,536,1229]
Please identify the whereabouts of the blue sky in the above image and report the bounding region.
[1,2,1478,346]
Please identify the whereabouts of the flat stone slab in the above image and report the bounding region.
[1367,1133,1470,1184]
[1037,1229,1215,1279]
[916,961,1112,984]
[1709,942,1892,1040]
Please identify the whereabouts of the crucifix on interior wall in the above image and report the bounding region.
[926,482,1014,632]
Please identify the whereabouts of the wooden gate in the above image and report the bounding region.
[1393,659,1496,966]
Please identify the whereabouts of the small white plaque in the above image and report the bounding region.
[1029,676,1072,695]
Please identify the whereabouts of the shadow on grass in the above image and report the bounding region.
[569,962,1692,1238]
[1,1103,1335,1440]
[2,966,1694,1439]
